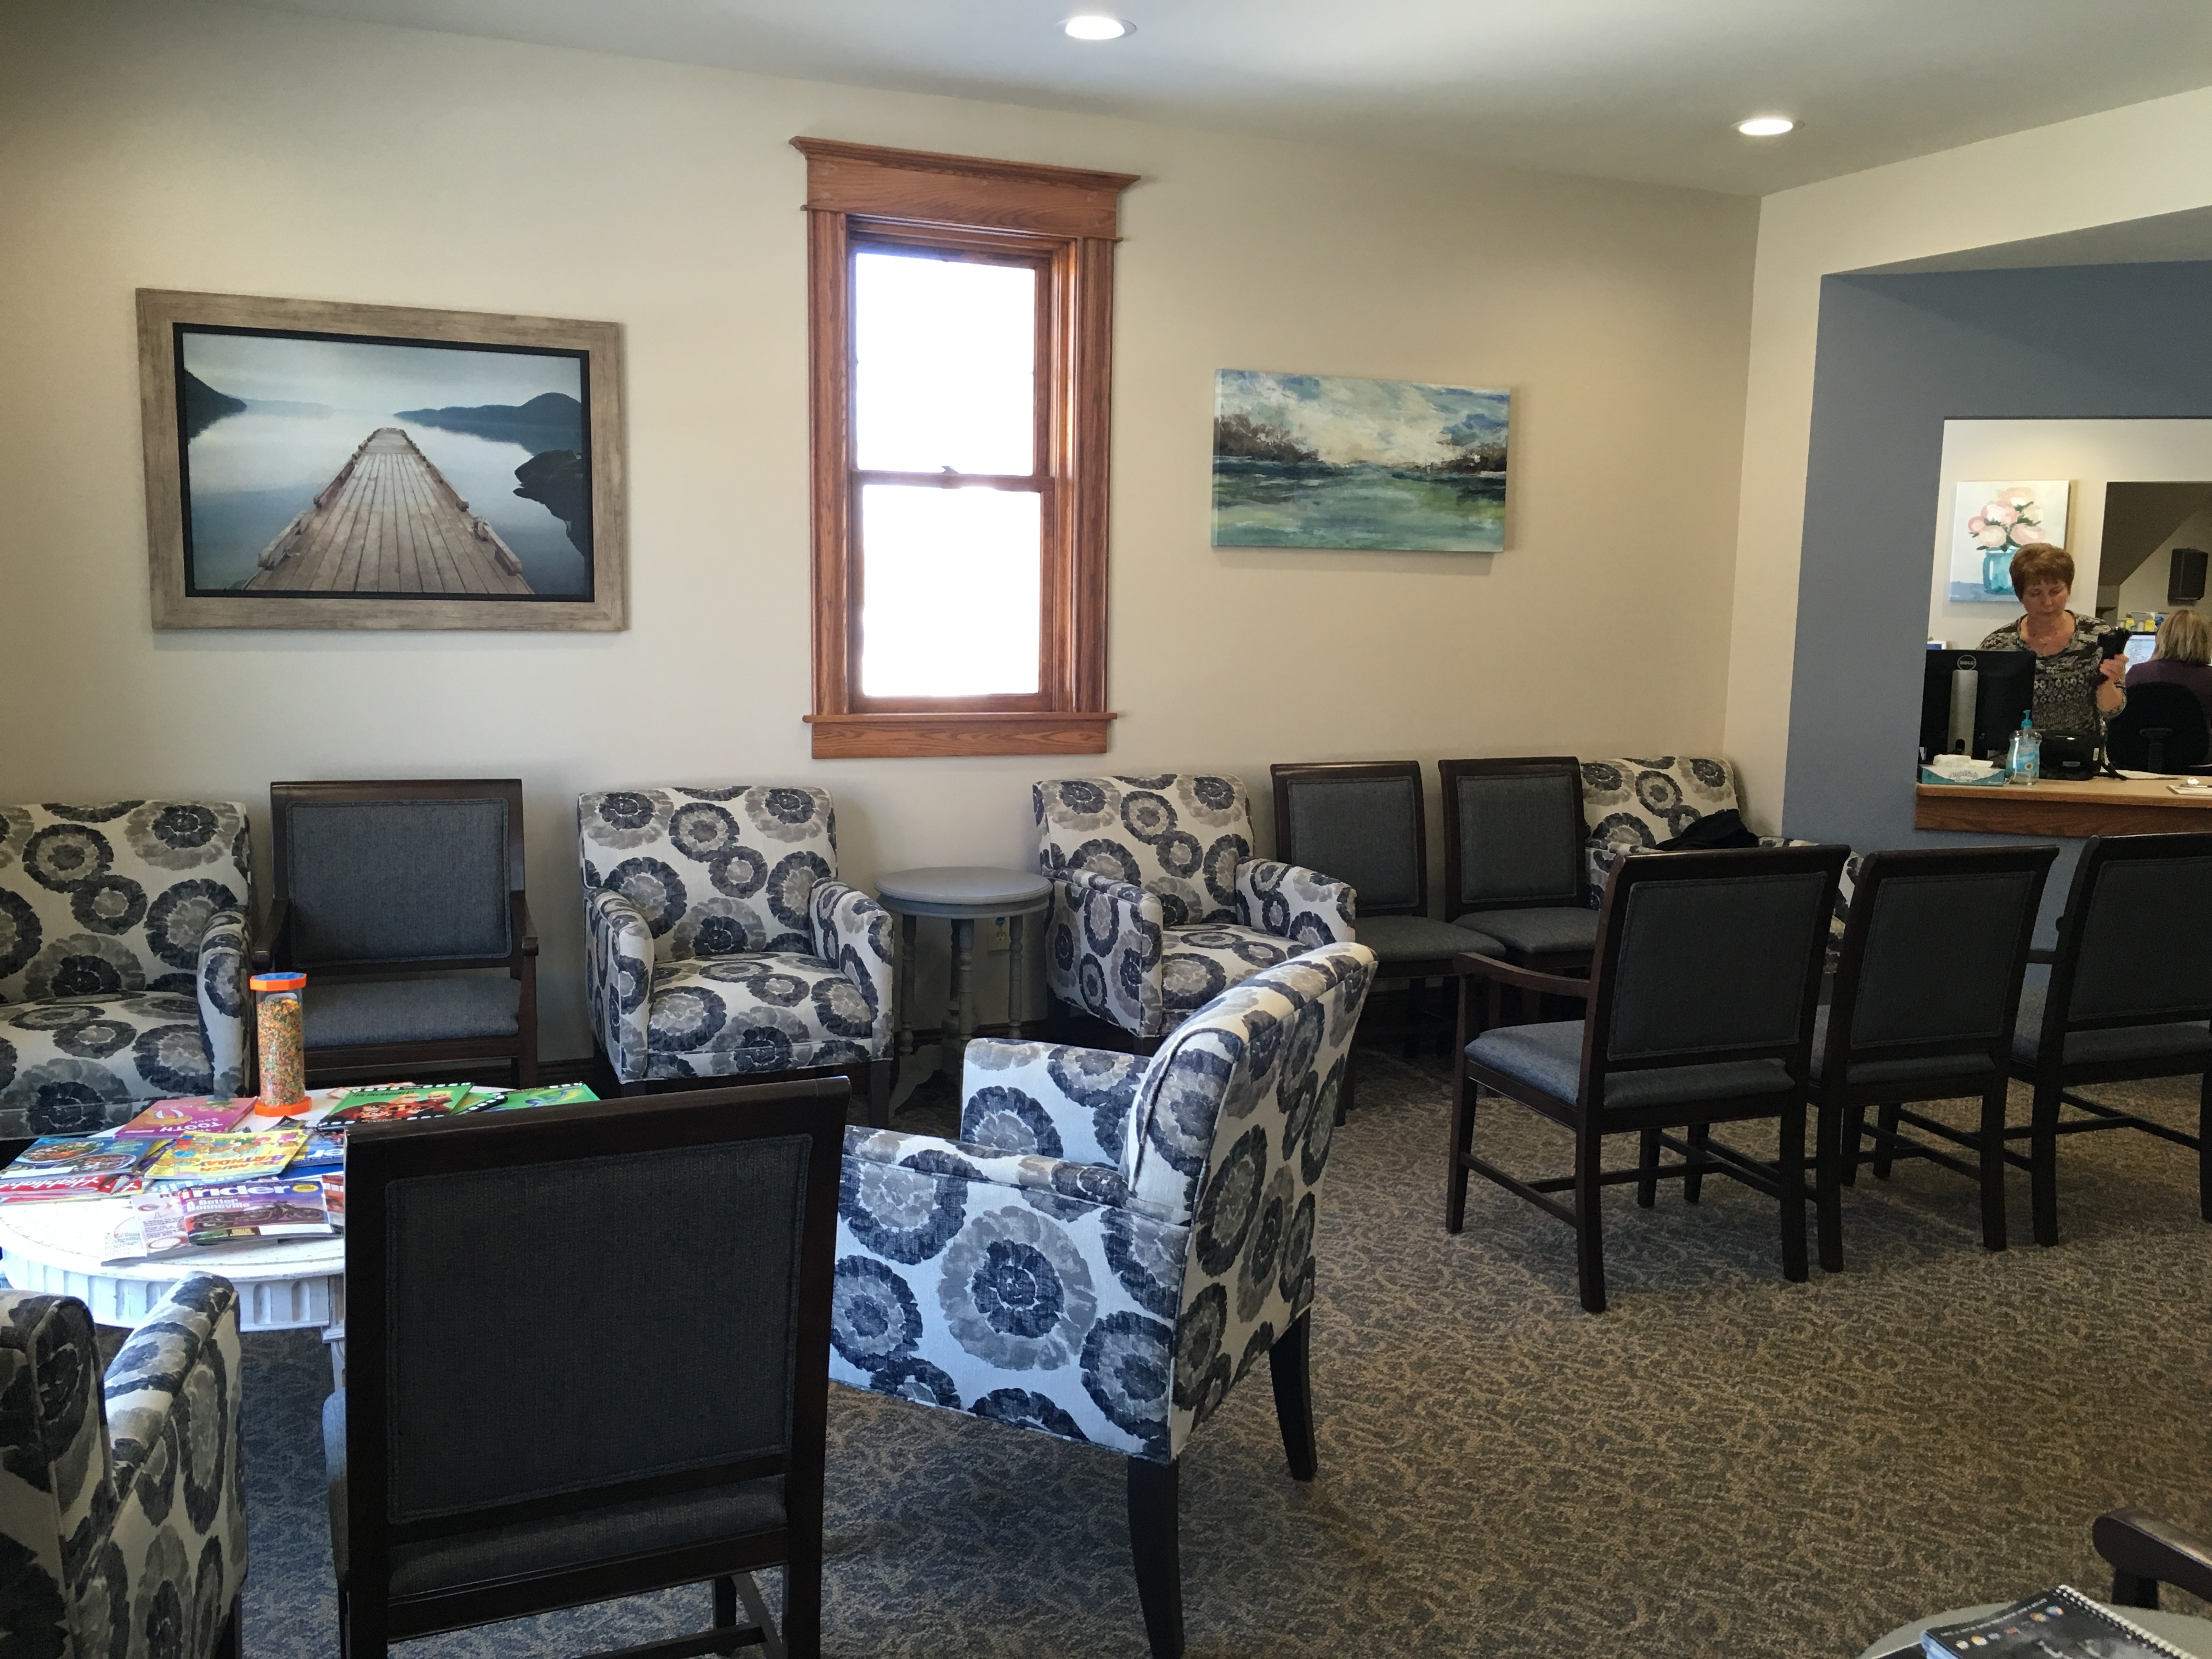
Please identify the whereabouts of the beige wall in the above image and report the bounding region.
[1725,88,2212,826]
[0,0,1758,1059]
[2115,502,2212,618]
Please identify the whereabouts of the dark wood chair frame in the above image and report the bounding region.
[1271,761,1454,1079]
[1814,844,2058,1265]
[2096,1508,2212,1611]
[1437,757,1594,1025]
[593,1045,895,1132]
[1858,832,2212,1248]
[253,778,538,1090]
[336,1078,847,1659]
[1446,844,1846,1314]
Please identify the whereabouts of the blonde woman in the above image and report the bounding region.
[1979,543,2126,736]
[2126,607,2212,722]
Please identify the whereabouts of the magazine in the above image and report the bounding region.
[0,1136,169,1201]
[286,1130,346,1174]
[145,1130,308,1186]
[1920,1587,2198,1658]
[115,1097,255,1138]
[109,1178,334,1257]
[487,1082,598,1111]
[320,1085,476,1128]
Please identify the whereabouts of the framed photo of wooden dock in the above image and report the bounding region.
[137,289,626,630]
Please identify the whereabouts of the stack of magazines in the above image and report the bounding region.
[0,1080,599,1259]
[1906,1588,2199,1658]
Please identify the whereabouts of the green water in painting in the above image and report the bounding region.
[1211,459,1505,551]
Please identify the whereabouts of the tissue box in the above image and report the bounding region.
[1920,762,2008,786]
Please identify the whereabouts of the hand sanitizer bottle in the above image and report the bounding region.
[2006,710,2041,786]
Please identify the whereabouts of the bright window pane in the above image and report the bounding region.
[855,250,1035,475]
[860,484,1041,696]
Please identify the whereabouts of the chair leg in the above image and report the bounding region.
[867,1057,893,1130]
[1402,978,1423,1060]
[215,1592,243,1659]
[714,1575,739,1628]
[2032,1079,2064,1247]
[2112,1569,2163,1611]
[1335,1044,1356,1127]
[342,1588,385,1659]
[1871,1103,1900,1179]
[1838,1102,1866,1186]
[1682,1123,1710,1204]
[1978,1077,2010,1252]
[2199,1068,2211,1223]
[1573,1120,1607,1314]
[1444,1068,1478,1234]
[1127,1456,1184,1659]
[1635,1127,1660,1208]
[1268,1312,1317,1481]
[1815,1102,1843,1274]
[1778,1102,1809,1284]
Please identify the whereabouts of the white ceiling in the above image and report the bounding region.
[238,0,2212,196]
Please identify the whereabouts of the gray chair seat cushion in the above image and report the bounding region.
[1454,906,1599,956]
[1809,1006,1997,1088]
[2010,985,2212,1069]
[1468,1019,1791,1109]
[305,975,520,1049]
[1355,914,1505,963]
[325,1391,786,1598]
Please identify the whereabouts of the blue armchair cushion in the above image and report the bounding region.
[644,950,882,1080]
[1468,1019,1793,1109]
[1456,905,1600,956]
[960,1039,1146,1171]
[1159,926,1296,1017]
[2010,986,2212,1069]
[1,989,224,1138]
[304,974,521,1048]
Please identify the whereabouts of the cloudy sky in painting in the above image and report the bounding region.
[180,330,580,415]
[1216,370,1508,466]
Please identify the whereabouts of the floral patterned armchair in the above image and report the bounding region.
[0,802,253,1139]
[578,786,896,1124]
[0,1274,247,1659]
[828,941,1375,1659]
[1035,774,1355,1049]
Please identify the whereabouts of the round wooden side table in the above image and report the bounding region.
[876,867,1053,1076]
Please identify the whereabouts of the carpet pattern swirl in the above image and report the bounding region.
[222,1054,2211,1656]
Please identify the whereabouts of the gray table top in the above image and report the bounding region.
[877,866,1052,917]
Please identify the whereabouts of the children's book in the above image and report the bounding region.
[110,1178,334,1256]
[321,1172,345,1227]
[321,1085,473,1128]
[115,1097,255,1138]
[145,1131,308,1186]
[1919,1588,2197,1658]
[0,1136,168,1201]
[487,1083,598,1111]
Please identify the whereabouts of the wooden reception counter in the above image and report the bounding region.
[1915,776,2212,837]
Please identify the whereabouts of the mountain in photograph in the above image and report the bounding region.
[397,391,583,454]
[180,369,246,440]
[513,448,590,557]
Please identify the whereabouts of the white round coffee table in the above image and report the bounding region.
[0,1195,346,1383]
[1859,1600,2212,1657]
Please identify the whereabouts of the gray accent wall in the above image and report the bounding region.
[1784,261,2212,930]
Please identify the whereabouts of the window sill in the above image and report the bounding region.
[805,710,1115,759]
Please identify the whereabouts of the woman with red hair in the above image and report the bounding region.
[1978,543,2126,736]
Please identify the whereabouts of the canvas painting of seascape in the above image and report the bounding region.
[1211,370,1509,551]
[138,290,626,630]
[1946,479,2071,602]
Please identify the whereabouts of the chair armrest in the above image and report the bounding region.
[1452,951,1593,1001]
[195,907,251,1098]
[1046,872,1166,1038]
[584,885,656,1083]
[511,891,538,956]
[811,880,894,1056]
[1235,860,1357,946]
[2094,1508,2212,1607]
[105,1274,242,1498]
[844,1124,1131,1209]
[250,896,291,973]
[961,1038,1143,1171]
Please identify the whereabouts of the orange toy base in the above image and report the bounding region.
[252,1096,309,1118]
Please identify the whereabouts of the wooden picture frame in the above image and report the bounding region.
[137,289,626,630]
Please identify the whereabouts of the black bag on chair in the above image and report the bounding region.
[1657,808,1760,851]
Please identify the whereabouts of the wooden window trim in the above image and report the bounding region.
[794,138,1136,759]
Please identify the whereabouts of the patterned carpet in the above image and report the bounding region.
[228,1049,2212,1657]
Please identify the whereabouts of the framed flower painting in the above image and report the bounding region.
[1946,479,2071,603]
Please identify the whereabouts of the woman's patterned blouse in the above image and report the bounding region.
[1978,612,2123,737]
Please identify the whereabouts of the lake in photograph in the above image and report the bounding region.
[1210,459,1505,552]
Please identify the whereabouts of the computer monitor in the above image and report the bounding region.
[1920,648,2036,761]
[2124,631,2158,668]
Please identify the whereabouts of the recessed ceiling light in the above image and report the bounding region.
[1736,116,1795,137]
[1063,14,1131,40]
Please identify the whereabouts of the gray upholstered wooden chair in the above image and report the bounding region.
[1437,757,1598,974]
[328,1080,847,1658]
[1448,843,1848,1313]
[253,778,537,1087]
